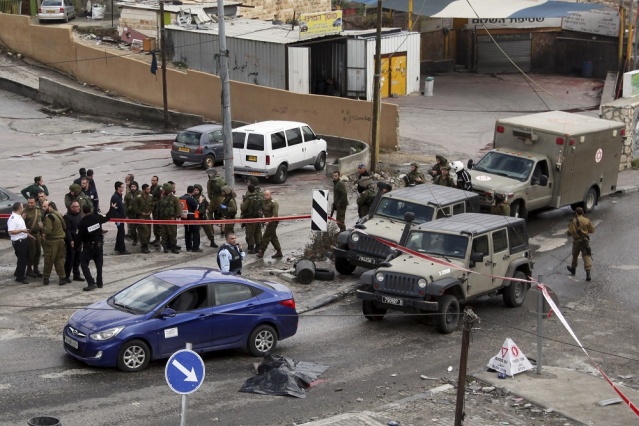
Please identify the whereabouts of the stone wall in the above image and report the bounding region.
[238,0,331,21]
[601,98,639,171]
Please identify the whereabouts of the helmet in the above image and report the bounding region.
[194,184,203,192]
[247,176,259,186]
[410,161,419,168]
[451,161,464,173]
[206,168,218,176]
[162,183,173,192]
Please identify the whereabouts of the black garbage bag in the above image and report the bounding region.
[239,354,329,398]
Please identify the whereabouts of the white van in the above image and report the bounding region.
[232,121,327,183]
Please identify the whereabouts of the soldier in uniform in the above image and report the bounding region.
[566,207,595,281]
[332,171,348,232]
[41,200,67,286]
[193,184,217,248]
[37,190,47,210]
[80,177,99,213]
[21,176,49,200]
[356,164,371,194]
[356,179,377,219]
[64,184,92,213]
[206,169,226,238]
[241,184,263,254]
[150,175,162,245]
[434,165,455,187]
[124,181,140,246]
[218,185,237,236]
[428,154,449,179]
[256,190,283,259]
[217,233,245,274]
[403,162,426,186]
[24,196,43,278]
[490,193,511,217]
[134,183,154,254]
[158,183,182,254]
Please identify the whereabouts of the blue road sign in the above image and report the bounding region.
[165,349,205,395]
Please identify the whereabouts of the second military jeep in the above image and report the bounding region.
[333,185,480,275]
[356,213,533,334]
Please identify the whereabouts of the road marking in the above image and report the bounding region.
[41,370,97,379]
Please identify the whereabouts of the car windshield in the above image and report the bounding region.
[405,231,468,258]
[473,151,534,182]
[374,198,434,223]
[41,0,62,5]
[111,276,179,314]
[175,131,202,146]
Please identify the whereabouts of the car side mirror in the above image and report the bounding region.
[467,159,474,170]
[159,307,176,318]
[470,252,484,263]
[539,175,548,186]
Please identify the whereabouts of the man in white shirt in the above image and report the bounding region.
[8,202,31,284]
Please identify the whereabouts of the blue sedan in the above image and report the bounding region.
[63,268,298,372]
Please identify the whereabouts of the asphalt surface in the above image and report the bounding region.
[2,40,639,424]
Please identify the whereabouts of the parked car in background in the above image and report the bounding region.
[171,124,225,170]
[38,0,75,23]
[0,187,22,234]
[63,267,299,372]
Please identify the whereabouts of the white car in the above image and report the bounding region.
[38,0,75,23]
[232,121,327,184]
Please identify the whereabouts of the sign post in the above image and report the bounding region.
[165,343,205,426]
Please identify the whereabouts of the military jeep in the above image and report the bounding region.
[356,213,533,334]
[333,185,480,275]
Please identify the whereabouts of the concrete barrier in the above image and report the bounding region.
[0,76,39,101]
[38,77,204,129]
[323,135,369,177]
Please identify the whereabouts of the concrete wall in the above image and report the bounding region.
[324,136,369,177]
[601,98,639,170]
[0,14,399,149]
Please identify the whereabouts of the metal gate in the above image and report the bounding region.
[476,33,531,74]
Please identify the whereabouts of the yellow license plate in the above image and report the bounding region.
[178,147,190,152]
[46,10,56,13]
[249,172,261,176]
[246,155,257,162]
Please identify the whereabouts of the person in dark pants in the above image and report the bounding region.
[107,181,130,255]
[77,204,109,291]
[180,185,201,252]
[63,201,85,284]
[8,202,31,284]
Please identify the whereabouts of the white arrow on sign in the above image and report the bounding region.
[171,359,198,382]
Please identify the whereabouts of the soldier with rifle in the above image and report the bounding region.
[566,207,594,281]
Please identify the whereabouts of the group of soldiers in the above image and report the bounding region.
[12,167,285,288]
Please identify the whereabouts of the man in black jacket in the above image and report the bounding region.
[63,201,84,284]
[77,204,109,291]
[180,185,201,252]
[107,181,130,255]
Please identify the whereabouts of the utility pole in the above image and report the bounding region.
[159,0,169,129]
[408,0,413,31]
[217,0,234,187]
[370,0,383,173]
[454,307,479,426]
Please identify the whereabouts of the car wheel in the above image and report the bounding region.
[583,187,598,213]
[202,154,215,170]
[247,324,277,357]
[435,294,460,334]
[64,12,69,22]
[335,257,356,275]
[503,271,529,307]
[363,300,386,321]
[173,159,184,167]
[117,339,151,372]
[314,151,327,171]
[314,268,335,281]
[510,200,528,220]
[272,164,288,184]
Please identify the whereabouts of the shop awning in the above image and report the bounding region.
[349,0,608,19]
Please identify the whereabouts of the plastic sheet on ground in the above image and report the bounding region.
[239,354,329,398]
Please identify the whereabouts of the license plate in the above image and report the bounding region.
[382,296,403,306]
[246,155,257,162]
[65,335,79,349]
[46,10,56,13]
[178,147,190,152]
[357,255,376,265]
